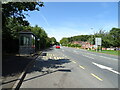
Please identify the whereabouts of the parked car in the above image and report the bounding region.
[56,45,60,49]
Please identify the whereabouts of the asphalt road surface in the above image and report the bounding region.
[20,46,119,88]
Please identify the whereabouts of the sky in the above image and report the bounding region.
[25,2,118,42]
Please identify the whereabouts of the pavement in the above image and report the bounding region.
[1,51,42,90]
[19,46,119,88]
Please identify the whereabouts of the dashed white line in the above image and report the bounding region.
[82,55,94,59]
[99,56,118,60]
[86,53,97,56]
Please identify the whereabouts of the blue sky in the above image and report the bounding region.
[25,2,118,42]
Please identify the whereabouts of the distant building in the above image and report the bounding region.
[72,41,94,49]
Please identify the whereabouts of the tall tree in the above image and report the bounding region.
[2,2,44,27]
[109,28,120,47]
[60,38,69,45]
[2,2,44,53]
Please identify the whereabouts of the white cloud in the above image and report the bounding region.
[40,12,50,27]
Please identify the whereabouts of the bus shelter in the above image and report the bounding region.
[19,31,37,55]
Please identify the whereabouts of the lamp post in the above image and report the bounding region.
[90,28,94,50]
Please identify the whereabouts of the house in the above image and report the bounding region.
[72,41,94,49]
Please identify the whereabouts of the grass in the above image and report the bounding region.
[88,50,119,56]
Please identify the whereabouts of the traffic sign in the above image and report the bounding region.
[95,38,101,46]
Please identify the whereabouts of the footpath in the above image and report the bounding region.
[1,51,42,90]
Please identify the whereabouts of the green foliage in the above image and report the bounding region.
[60,38,69,45]
[109,28,120,47]
[93,29,120,48]
[26,25,56,49]
[61,43,81,48]
[72,35,90,42]
[2,2,55,53]
[60,28,120,48]
[60,35,90,46]
[2,2,44,38]
[2,2,44,27]
[49,37,57,45]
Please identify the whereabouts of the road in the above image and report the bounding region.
[20,46,119,88]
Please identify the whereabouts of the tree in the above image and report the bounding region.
[2,2,44,27]
[31,25,49,49]
[109,28,120,47]
[60,38,69,45]
[2,2,44,53]
[87,35,95,45]
[2,2,44,38]
[49,37,57,45]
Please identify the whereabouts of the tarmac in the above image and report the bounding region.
[1,51,42,90]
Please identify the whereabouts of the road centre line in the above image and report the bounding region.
[73,50,79,54]
[79,65,85,69]
[82,55,94,59]
[72,61,77,64]
[88,57,94,59]
[83,52,117,60]
[91,73,103,81]
[86,53,97,56]
[99,56,118,60]
[73,50,77,53]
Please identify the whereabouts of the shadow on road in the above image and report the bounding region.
[2,55,35,88]
[23,68,71,82]
[27,58,71,73]
[23,58,71,82]
[2,55,34,77]
[42,47,54,52]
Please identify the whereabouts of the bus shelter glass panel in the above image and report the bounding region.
[19,34,36,55]
[20,35,31,46]
[31,35,35,48]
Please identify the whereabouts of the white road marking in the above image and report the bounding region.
[92,62,120,75]
[74,51,77,53]
[86,53,97,56]
[99,56,118,60]
[73,50,79,54]
[83,55,94,59]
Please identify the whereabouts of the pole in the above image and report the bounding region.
[96,45,97,52]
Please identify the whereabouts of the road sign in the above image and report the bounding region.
[95,38,101,46]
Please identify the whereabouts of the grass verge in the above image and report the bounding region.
[88,50,119,56]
